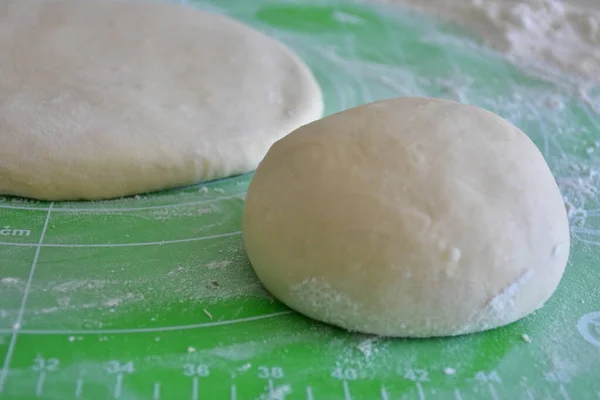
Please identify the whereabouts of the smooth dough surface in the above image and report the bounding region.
[243,97,570,337]
[0,0,323,200]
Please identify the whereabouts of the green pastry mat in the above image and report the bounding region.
[1,0,599,399]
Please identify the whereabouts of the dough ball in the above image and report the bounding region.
[243,97,570,337]
[0,0,323,200]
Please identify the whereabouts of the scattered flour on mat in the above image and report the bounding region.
[11,238,269,325]
[104,293,140,308]
[366,0,600,81]
[51,279,111,293]
[558,161,600,227]
[355,336,382,359]
[444,367,457,375]
[206,260,232,270]
[257,384,292,400]
[149,204,220,221]
[0,277,20,285]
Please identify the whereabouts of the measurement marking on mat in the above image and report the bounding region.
[192,376,199,400]
[0,226,31,237]
[75,377,84,398]
[0,203,53,393]
[489,383,500,400]
[0,311,291,335]
[559,384,571,400]
[0,230,241,248]
[0,241,38,247]
[380,386,389,400]
[416,382,426,400]
[454,388,464,400]
[230,384,237,400]
[306,386,314,400]
[114,373,123,399]
[153,382,161,400]
[35,371,45,397]
[342,380,353,400]
[0,205,49,211]
[268,379,275,394]
[0,193,245,213]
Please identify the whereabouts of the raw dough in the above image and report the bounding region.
[243,97,570,337]
[0,0,323,200]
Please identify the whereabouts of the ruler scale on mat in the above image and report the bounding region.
[1,0,600,399]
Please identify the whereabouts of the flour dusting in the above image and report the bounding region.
[290,277,361,330]
[367,0,600,82]
[488,270,535,314]
[444,367,457,375]
[1,235,270,330]
[258,384,292,400]
[355,336,381,359]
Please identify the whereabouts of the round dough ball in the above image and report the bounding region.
[243,97,570,337]
[0,0,322,200]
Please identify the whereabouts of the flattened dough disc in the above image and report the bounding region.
[0,0,323,200]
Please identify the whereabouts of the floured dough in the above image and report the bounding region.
[0,0,323,200]
[243,97,570,337]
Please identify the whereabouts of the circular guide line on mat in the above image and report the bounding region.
[577,311,600,348]
[0,231,242,248]
[0,311,292,335]
[0,193,245,213]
